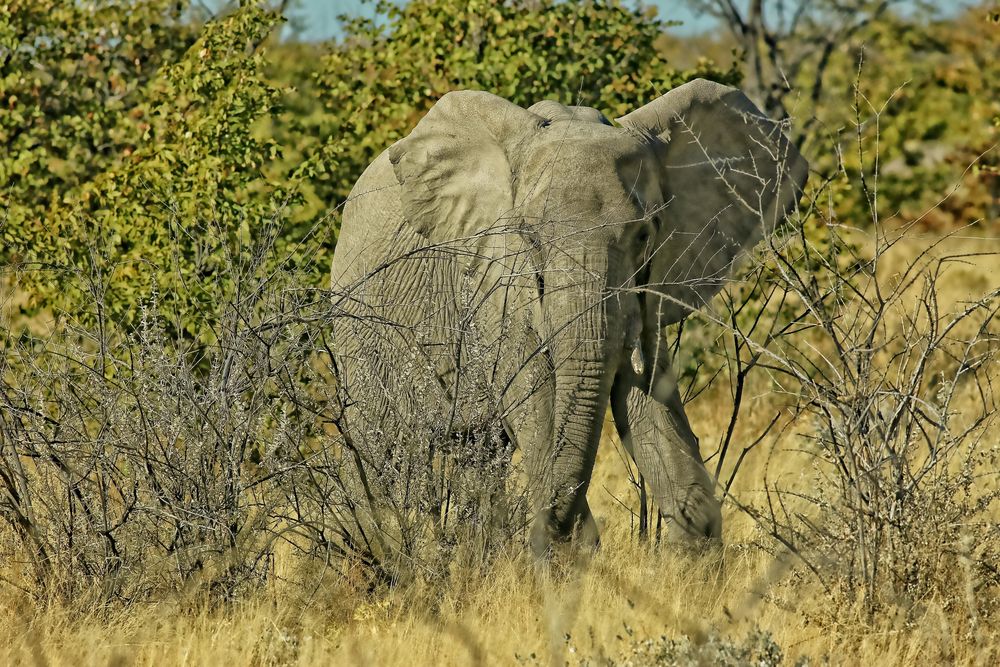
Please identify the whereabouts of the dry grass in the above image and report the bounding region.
[2,233,998,666]
[2,488,995,666]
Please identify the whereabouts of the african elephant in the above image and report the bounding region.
[330,79,808,556]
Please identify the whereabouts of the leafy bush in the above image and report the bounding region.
[0,210,329,602]
[3,0,738,346]
[2,4,303,347]
[790,5,1000,230]
[0,0,197,214]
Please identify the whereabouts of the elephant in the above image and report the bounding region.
[329,79,808,557]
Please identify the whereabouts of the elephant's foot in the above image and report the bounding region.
[662,483,722,545]
[529,500,601,559]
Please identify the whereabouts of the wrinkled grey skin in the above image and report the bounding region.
[331,79,808,556]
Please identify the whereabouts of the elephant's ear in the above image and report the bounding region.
[616,79,809,323]
[388,90,546,241]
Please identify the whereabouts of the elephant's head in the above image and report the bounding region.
[387,80,808,546]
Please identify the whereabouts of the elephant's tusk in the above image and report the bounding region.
[630,346,646,376]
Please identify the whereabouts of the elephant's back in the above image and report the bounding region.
[328,145,464,353]
[330,148,406,290]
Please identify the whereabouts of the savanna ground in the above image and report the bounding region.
[2,233,997,665]
[2,1,1000,665]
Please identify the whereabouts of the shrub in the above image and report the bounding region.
[0,207,329,602]
[607,628,786,667]
[687,90,1000,619]
[2,3,302,346]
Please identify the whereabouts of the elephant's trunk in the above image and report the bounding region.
[532,244,623,544]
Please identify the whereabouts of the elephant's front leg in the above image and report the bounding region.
[610,358,722,541]
[508,357,601,556]
[506,350,602,554]
[528,477,600,556]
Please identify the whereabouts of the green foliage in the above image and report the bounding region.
[2,2,297,344]
[0,0,991,377]
[0,0,196,212]
[794,7,1000,229]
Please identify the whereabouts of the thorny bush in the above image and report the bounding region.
[659,80,1000,622]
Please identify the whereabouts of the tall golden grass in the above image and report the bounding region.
[2,234,997,665]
